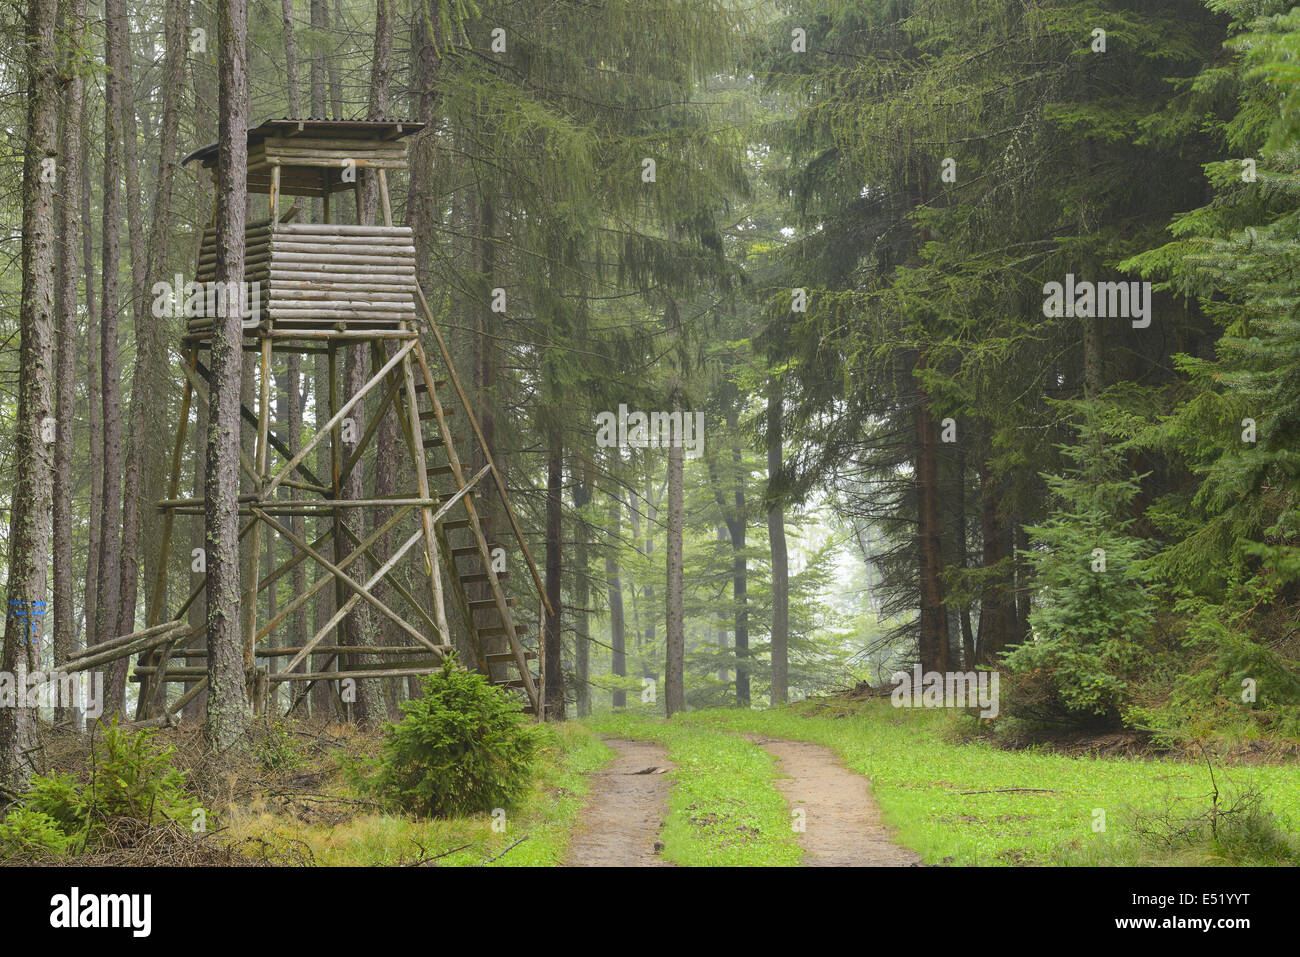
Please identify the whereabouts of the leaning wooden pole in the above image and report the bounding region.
[399,344,450,646]
[412,282,552,618]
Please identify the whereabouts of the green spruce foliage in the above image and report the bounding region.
[1115,0,1300,735]
[0,806,75,858]
[1002,410,1157,727]
[359,659,544,817]
[2,721,203,855]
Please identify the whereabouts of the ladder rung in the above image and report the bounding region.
[495,676,539,689]
[443,519,471,531]
[485,651,537,663]
[422,436,445,448]
[419,407,455,420]
[413,378,447,393]
[468,597,517,611]
[452,544,500,558]
[477,624,530,636]
[460,571,507,584]
[427,465,455,477]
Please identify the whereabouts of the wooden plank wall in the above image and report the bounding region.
[188,221,418,332]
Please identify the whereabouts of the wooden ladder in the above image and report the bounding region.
[398,293,549,715]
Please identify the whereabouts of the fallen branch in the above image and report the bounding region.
[121,712,180,731]
[961,787,1061,795]
[266,790,387,808]
[401,841,472,866]
[484,836,528,864]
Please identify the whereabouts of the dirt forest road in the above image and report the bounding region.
[564,734,918,867]
[564,737,676,866]
[749,735,920,866]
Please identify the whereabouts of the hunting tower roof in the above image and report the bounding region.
[183,118,426,196]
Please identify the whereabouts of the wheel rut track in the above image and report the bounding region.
[566,732,918,867]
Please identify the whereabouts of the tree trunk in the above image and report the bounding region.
[79,82,101,665]
[605,495,626,709]
[716,525,728,682]
[184,0,215,724]
[730,406,751,707]
[406,0,441,294]
[975,450,1012,665]
[543,422,565,719]
[307,0,334,720]
[53,0,88,727]
[0,0,59,782]
[185,387,209,721]
[340,344,385,725]
[665,393,685,717]
[204,0,251,750]
[280,0,301,116]
[731,512,749,707]
[280,0,306,710]
[366,344,403,715]
[707,418,749,707]
[97,0,127,715]
[113,0,153,651]
[766,385,788,705]
[628,496,642,652]
[643,473,657,657]
[373,375,403,718]
[1084,315,1103,400]
[362,0,402,717]
[403,0,443,693]
[954,443,975,669]
[914,361,949,674]
[266,363,283,699]
[573,470,592,717]
[136,0,190,629]
[310,349,335,720]
[285,356,307,673]
[327,0,343,115]
[359,0,391,225]
[309,0,326,121]
[468,194,508,669]
[1013,523,1032,646]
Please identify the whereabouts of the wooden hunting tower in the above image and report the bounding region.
[84,119,548,721]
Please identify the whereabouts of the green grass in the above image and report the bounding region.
[665,701,1300,866]
[221,702,1300,867]
[225,721,613,866]
[584,714,803,866]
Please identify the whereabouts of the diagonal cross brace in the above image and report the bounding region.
[296,526,429,676]
[264,338,416,497]
[191,356,327,490]
[278,466,492,714]
[254,506,409,643]
[252,505,437,653]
